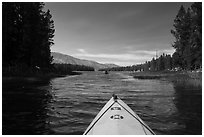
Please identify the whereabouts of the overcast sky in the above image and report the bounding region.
[45,2,192,66]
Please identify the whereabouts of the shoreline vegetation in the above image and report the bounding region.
[2,69,82,82]
[2,73,81,82]
[130,71,201,80]
[2,63,94,80]
[130,70,202,88]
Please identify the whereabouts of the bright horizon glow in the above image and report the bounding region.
[72,48,175,66]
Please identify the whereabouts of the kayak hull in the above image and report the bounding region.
[83,96,155,135]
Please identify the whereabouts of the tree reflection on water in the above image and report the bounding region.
[172,79,202,135]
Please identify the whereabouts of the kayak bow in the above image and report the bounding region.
[83,95,155,135]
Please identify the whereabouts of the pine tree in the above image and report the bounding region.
[158,54,165,71]
[182,8,192,70]
[40,9,55,68]
[150,58,156,71]
[171,3,202,70]
[2,3,23,66]
[2,2,55,74]
[21,3,42,67]
[171,5,187,69]
[190,2,202,69]
[164,54,172,70]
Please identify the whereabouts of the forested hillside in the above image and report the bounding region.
[52,52,119,70]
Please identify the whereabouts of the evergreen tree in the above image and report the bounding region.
[171,5,187,69]
[150,58,156,71]
[2,2,55,74]
[182,8,193,70]
[190,2,202,69]
[2,3,23,66]
[165,54,172,70]
[158,54,165,71]
[38,9,55,68]
[171,3,202,70]
[144,61,149,71]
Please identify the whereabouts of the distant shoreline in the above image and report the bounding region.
[2,71,82,81]
[130,71,201,79]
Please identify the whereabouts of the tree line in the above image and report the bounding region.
[100,2,202,72]
[53,63,94,74]
[2,2,94,76]
[171,2,202,70]
[99,53,173,72]
[3,2,54,71]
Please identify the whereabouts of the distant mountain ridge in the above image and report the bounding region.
[51,52,119,70]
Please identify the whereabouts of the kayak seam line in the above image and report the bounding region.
[84,101,116,135]
[141,123,148,135]
[117,101,155,135]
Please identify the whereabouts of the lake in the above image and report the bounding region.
[2,71,202,135]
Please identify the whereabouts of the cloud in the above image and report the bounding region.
[73,48,176,66]
[76,53,150,61]
[74,49,156,66]
[128,50,156,56]
[77,48,86,53]
[127,48,175,56]
[161,49,175,55]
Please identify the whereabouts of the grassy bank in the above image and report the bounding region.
[130,71,176,79]
[131,71,201,79]
[130,71,202,88]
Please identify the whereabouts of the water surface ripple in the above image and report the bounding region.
[2,71,202,135]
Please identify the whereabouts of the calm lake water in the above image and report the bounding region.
[2,71,202,135]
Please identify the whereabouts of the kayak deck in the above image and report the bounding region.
[83,95,155,135]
